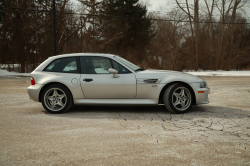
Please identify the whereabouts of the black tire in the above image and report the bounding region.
[41,84,72,114]
[163,83,193,114]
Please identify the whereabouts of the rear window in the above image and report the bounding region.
[44,57,79,73]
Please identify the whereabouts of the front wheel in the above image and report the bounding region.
[163,83,193,114]
[41,84,72,114]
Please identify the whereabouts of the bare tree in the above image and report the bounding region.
[176,0,200,70]
[215,0,247,70]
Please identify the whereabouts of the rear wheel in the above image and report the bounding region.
[41,84,72,114]
[163,83,193,114]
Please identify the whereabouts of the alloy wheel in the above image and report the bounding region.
[172,87,192,111]
[44,88,67,111]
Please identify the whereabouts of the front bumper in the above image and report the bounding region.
[189,83,210,105]
[27,84,43,102]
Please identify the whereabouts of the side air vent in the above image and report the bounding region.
[137,79,162,84]
[144,79,158,83]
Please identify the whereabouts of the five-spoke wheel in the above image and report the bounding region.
[44,88,67,111]
[164,83,193,113]
[41,84,72,114]
[172,87,192,111]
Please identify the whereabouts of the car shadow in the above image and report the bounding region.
[43,104,250,121]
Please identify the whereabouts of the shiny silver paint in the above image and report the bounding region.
[27,83,43,102]
[74,99,158,105]
[27,53,210,106]
[80,73,136,99]
[135,70,210,104]
[30,71,83,99]
[108,68,120,78]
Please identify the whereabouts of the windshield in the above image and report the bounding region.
[114,56,140,71]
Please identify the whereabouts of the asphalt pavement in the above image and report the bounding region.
[0,76,249,165]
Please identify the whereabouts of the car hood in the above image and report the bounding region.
[135,70,204,83]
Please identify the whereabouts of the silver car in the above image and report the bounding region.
[27,53,210,114]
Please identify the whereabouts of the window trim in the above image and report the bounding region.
[80,56,132,74]
[43,56,81,74]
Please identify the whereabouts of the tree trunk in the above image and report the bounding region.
[194,0,199,71]
[220,0,241,69]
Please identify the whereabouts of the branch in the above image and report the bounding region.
[58,18,87,51]
[175,0,194,20]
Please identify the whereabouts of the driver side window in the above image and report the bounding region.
[80,57,132,74]
[80,57,112,74]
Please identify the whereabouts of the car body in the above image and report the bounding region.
[27,53,210,114]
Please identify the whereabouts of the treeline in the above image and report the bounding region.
[0,0,250,73]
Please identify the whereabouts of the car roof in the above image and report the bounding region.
[49,53,117,59]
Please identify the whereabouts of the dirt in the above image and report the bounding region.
[0,76,250,165]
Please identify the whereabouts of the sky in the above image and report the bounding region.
[143,0,169,10]
[70,0,250,19]
[70,0,171,11]
[144,0,250,18]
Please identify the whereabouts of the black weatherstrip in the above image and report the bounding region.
[77,57,82,74]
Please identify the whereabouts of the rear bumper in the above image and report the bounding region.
[27,84,43,102]
[189,83,210,105]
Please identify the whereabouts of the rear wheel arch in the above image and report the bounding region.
[39,82,74,104]
[159,81,196,105]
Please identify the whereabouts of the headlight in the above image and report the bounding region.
[199,81,208,88]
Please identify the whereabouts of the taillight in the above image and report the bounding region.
[31,77,35,85]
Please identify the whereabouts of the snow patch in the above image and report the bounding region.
[0,69,30,77]
[184,70,250,76]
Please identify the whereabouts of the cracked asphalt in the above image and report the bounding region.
[0,76,250,165]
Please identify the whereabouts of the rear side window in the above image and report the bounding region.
[44,57,79,73]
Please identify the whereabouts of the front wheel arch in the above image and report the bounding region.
[39,82,74,105]
[158,81,196,105]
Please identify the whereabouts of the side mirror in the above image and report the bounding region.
[108,68,119,78]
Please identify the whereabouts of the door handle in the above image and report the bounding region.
[83,78,93,82]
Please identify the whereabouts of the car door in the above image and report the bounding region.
[79,56,136,99]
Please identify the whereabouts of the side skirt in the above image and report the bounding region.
[74,99,158,105]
